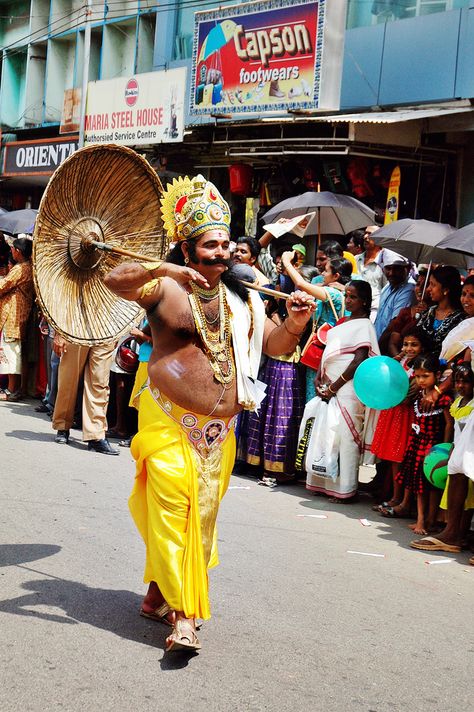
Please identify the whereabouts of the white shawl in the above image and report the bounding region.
[225,286,266,411]
[439,317,474,362]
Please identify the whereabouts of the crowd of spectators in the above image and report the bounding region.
[232,224,474,564]
[1,221,473,564]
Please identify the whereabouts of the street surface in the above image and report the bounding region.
[0,399,472,712]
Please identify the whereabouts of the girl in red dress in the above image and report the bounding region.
[381,354,454,535]
[372,327,429,510]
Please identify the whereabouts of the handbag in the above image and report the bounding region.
[115,336,139,374]
[300,289,342,370]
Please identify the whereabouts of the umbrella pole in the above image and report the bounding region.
[439,162,448,223]
[86,239,292,301]
[414,163,421,219]
[317,207,321,251]
[421,261,432,302]
[317,183,321,251]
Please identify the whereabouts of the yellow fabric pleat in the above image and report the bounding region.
[440,475,474,511]
[129,361,149,410]
[129,387,235,620]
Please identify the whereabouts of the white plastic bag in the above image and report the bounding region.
[305,397,339,482]
[295,396,320,471]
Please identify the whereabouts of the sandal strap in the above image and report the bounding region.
[174,618,199,645]
[154,601,171,618]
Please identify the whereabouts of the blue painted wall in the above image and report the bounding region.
[340,24,385,109]
[341,7,474,108]
[456,5,474,97]
[379,11,460,105]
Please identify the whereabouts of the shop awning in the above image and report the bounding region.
[311,106,474,124]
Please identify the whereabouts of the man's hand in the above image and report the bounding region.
[53,334,67,357]
[129,327,151,344]
[164,263,210,289]
[281,250,296,268]
[285,290,316,331]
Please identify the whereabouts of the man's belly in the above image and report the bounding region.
[147,348,241,417]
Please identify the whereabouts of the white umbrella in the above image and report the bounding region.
[436,222,474,263]
[262,191,375,244]
[370,219,470,267]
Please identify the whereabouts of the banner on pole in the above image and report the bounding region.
[384,166,401,224]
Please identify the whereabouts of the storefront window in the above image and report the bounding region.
[346,0,469,29]
[174,0,236,59]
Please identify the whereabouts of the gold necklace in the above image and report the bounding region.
[188,282,235,385]
[192,283,220,300]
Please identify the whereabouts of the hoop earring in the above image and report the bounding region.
[184,257,189,265]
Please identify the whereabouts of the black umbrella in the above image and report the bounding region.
[0,208,38,235]
[262,191,375,244]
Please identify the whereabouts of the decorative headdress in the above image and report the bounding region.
[160,174,231,242]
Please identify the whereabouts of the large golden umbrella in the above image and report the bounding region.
[33,144,166,346]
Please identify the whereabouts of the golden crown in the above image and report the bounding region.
[160,174,231,242]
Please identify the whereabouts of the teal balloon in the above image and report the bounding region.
[423,443,453,489]
[353,356,409,410]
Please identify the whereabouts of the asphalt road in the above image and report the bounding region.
[0,398,472,712]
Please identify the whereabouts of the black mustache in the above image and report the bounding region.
[201,257,232,267]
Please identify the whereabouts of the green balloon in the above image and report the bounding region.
[423,443,453,489]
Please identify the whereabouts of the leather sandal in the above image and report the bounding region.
[166,618,201,652]
[139,601,174,627]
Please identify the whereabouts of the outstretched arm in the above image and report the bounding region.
[263,290,315,357]
[281,252,328,302]
[103,261,208,310]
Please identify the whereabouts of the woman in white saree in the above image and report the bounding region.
[305,280,380,500]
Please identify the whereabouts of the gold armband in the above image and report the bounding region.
[139,278,160,299]
[140,261,163,278]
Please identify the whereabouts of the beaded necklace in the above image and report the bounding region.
[188,281,235,385]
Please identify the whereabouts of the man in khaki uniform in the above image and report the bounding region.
[52,336,118,455]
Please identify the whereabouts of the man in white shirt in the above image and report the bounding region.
[354,225,386,321]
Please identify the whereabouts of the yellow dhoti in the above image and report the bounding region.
[129,384,236,620]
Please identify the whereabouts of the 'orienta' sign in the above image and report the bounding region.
[3,138,78,176]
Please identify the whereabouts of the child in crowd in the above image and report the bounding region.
[371,326,430,510]
[438,364,474,535]
[381,354,453,535]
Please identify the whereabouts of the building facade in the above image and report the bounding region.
[1,0,474,227]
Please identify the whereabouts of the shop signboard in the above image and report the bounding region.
[190,0,346,116]
[84,68,186,146]
[60,88,82,134]
[3,137,79,176]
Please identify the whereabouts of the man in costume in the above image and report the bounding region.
[104,176,315,652]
